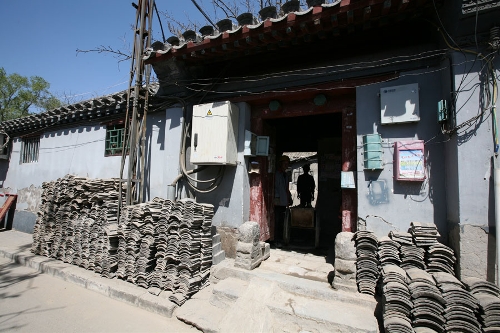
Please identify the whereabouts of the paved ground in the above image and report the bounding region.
[0,229,379,333]
[0,254,199,333]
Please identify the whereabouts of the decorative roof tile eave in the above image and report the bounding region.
[144,0,434,65]
[0,90,129,136]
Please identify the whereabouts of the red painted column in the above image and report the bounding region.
[249,116,271,241]
[341,106,357,232]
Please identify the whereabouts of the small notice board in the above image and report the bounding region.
[394,140,425,181]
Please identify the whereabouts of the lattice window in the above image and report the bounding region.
[20,136,40,164]
[105,124,126,156]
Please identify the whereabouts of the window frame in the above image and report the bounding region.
[104,121,128,157]
[20,135,40,164]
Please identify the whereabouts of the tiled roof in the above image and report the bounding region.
[144,0,433,64]
[0,84,160,135]
[0,90,129,135]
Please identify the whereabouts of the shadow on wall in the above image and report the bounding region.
[0,161,9,187]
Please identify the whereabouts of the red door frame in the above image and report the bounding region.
[239,73,397,239]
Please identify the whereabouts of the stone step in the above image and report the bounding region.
[178,273,379,333]
[176,285,223,333]
[210,277,248,309]
[211,258,378,309]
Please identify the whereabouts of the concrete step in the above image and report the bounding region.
[210,277,248,309]
[176,285,224,333]
[257,248,334,283]
[267,287,378,333]
[177,272,379,333]
[211,259,378,309]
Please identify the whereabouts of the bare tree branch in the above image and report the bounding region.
[76,46,131,62]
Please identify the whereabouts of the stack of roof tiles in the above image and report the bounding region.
[432,272,482,333]
[389,231,413,245]
[353,231,379,296]
[32,175,214,306]
[425,243,456,275]
[116,198,213,306]
[463,277,500,331]
[378,236,401,267]
[406,268,446,332]
[410,221,440,247]
[381,264,414,333]
[31,175,123,278]
[400,245,426,270]
[388,230,426,270]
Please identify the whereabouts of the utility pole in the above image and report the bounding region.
[119,0,155,210]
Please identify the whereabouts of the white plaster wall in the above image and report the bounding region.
[5,124,126,192]
[451,52,500,228]
[356,66,448,239]
[4,109,180,201]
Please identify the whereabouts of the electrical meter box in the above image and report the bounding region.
[394,140,425,181]
[380,83,420,124]
[190,101,239,165]
[363,134,384,170]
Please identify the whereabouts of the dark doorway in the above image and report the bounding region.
[266,112,343,253]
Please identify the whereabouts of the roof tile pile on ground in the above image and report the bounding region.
[31,175,124,278]
[432,272,482,333]
[400,245,426,270]
[410,222,440,247]
[116,198,213,306]
[381,264,413,333]
[463,277,500,298]
[353,231,379,296]
[389,231,414,245]
[463,277,500,331]
[378,236,401,267]
[389,230,426,270]
[32,175,214,307]
[425,243,456,275]
[406,268,446,332]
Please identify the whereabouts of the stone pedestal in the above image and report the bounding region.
[234,221,264,270]
[333,232,358,292]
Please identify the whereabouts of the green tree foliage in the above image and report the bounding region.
[0,67,61,122]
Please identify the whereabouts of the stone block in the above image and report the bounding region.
[212,242,222,256]
[216,226,238,259]
[332,280,358,293]
[137,292,177,317]
[334,271,356,282]
[238,221,260,244]
[335,232,356,261]
[212,233,221,244]
[335,259,356,274]
[236,246,261,260]
[236,241,254,254]
[235,250,262,270]
[260,242,270,260]
[213,251,226,266]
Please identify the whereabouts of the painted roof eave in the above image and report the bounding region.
[144,0,432,65]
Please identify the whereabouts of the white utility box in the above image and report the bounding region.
[190,101,239,165]
[244,130,270,156]
[380,83,420,124]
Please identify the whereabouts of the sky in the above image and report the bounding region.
[1,0,212,104]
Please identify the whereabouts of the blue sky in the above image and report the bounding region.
[1,1,210,104]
